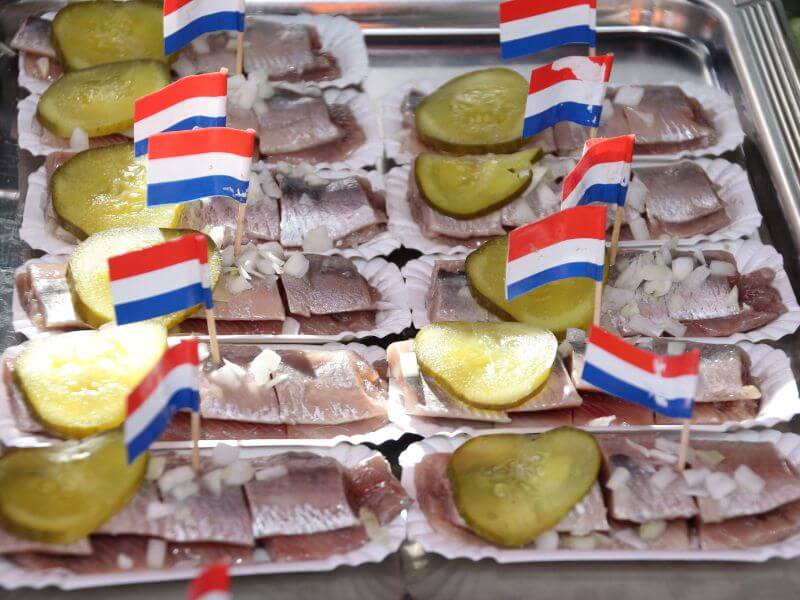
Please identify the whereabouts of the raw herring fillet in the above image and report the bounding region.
[282,254,377,317]
[692,440,800,523]
[168,542,254,567]
[244,20,339,81]
[160,412,287,441]
[200,345,281,424]
[572,393,655,427]
[345,455,412,525]
[0,529,91,556]
[598,435,698,522]
[3,354,45,434]
[272,348,387,425]
[212,276,286,322]
[294,311,377,335]
[555,483,609,536]
[11,17,56,57]
[20,262,85,329]
[177,319,284,336]
[264,526,368,562]
[506,410,573,428]
[608,519,691,550]
[256,90,343,155]
[654,400,759,425]
[426,260,499,323]
[245,453,360,537]
[278,173,384,248]
[179,196,280,242]
[509,360,582,413]
[699,500,800,550]
[97,481,169,538]
[11,535,150,574]
[285,414,389,439]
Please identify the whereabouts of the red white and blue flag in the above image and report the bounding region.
[108,234,213,326]
[582,326,700,419]
[499,0,597,60]
[134,71,228,157]
[523,55,613,138]
[505,204,606,301]
[163,0,245,55]
[187,563,231,600]
[146,127,255,206]
[125,338,201,464]
[562,134,635,208]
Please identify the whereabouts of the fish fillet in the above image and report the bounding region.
[257,90,342,155]
[425,259,500,323]
[345,455,412,525]
[573,393,655,427]
[555,483,610,536]
[698,500,800,550]
[264,526,368,562]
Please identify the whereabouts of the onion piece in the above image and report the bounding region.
[281,316,300,335]
[606,467,631,491]
[683,266,711,291]
[649,449,678,465]
[562,535,597,550]
[599,99,614,126]
[209,359,246,389]
[641,264,673,282]
[706,472,737,499]
[654,438,682,455]
[649,467,677,490]
[202,469,224,496]
[172,55,196,77]
[643,279,672,297]
[534,530,560,550]
[258,241,285,261]
[36,56,50,78]
[615,85,645,106]
[146,539,167,569]
[283,253,310,278]
[70,127,89,151]
[693,249,707,266]
[117,554,134,570]
[250,349,282,385]
[227,272,253,295]
[603,286,636,310]
[158,465,195,495]
[667,341,686,355]
[399,352,419,378]
[710,260,737,277]
[667,292,685,314]
[171,480,200,501]
[627,314,664,337]
[725,286,739,308]
[683,468,710,488]
[557,340,573,358]
[146,502,176,521]
[146,455,167,481]
[222,460,255,486]
[302,226,334,252]
[696,449,726,467]
[621,302,640,318]
[671,257,694,282]
[662,318,687,338]
[626,178,648,213]
[613,529,648,550]
[255,464,289,482]
[628,215,650,241]
[639,520,667,541]
[734,464,765,494]
[212,442,240,467]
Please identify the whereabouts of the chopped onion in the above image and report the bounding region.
[557,340,573,358]
[534,530,560,550]
[644,279,672,297]
[247,173,264,203]
[599,99,614,126]
[263,373,290,390]
[146,455,167,481]
[206,225,227,249]
[693,249,707,266]
[172,55,196,77]
[146,539,167,569]
[117,553,134,570]
[562,535,596,550]
[281,317,300,335]
[649,449,678,465]
[536,183,559,209]
[254,258,276,276]
[725,285,739,308]
[662,318,687,338]
[228,74,246,89]
[710,260,736,277]
[626,178,648,213]
[399,352,419,378]
[360,508,391,546]
[683,266,711,291]
[628,314,664,337]
[615,253,652,290]
[606,467,631,491]
[283,253,310,278]
[659,243,673,267]
[625,439,652,458]
[667,341,686,355]
[171,480,199,502]
[36,56,49,78]
[706,472,737,499]
[302,226,334,252]
[696,449,726,467]
[202,468,224,496]
[642,265,672,284]
[227,272,253,295]
[603,286,636,310]
[639,520,667,541]
[566,328,587,344]
[613,529,648,550]
[253,548,270,563]
[650,467,678,490]
[146,501,176,521]
[222,460,255,486]
[258,80,275,99]
[69,127,89,151]
[628,215,650,241]
[212,442,240,467]
[621,302,640,317]
[683,468,710,488]
[614,85,644,106]
[209,359,246,389]
[671,257,694,282]
[255,464,289,482]
[191,36,210,54]
[654,438,682,455]
[667,292,685,314]
[249,349,282,385]
[304,172,328,187]
[158,465,195,495]
[232,80,258,110]
[734,464,765,494]
[258,241,285,261]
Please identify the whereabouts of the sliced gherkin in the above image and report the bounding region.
[448,429,602,547]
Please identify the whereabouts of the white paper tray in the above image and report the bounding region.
[0,443,407,590]
[400,430,800,563]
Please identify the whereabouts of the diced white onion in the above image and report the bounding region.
[606,467,631,491]
[249,349,282,385]
[649,467,677,490]
[557,340,573,359]
[693,249,707,266]
[706,472,737,499]
[671,257,694,282]
[566,328,587,344]
[683,266,711,290]
[625,439,652,458]
[222,460,255,486]
[255,464,289,482]
[209,359,246,389]
[613,529,648,550]
[227,272,253,295]
[399,352,419,378]
[634,110,655,126]
[734,464,765,494]
[628,314,664,337]
[304,172,328,187]
[667,292,685,314]
[649,449,678,465]
[599,99,614,126]
[191,36,210,54]
[534,530,560,551]
[643,279,672,297]
[117,553,134,570]
[172,55,197,77]
[253,548,270,563]
[146,502,176,521]
[360,507,390,546]
[603,286,636,310]
[263,373,290,390]
[36,56,49,78]
[202,468,224,496]
[206,225,227,249]
[69,127,89,151]
[302,226,334,252]
[626,178,648,213]
[536,183,559,209]
[281,317,300,335]
[667,341,686,355]
[146,539,167,569]
[725,286,739,308]
[710,260,737,277]
[212,442,240,467]
[614,86,645,106]
[659,242,673,267]
[258,80,275,99]
[221,245,236,268]
[696,449,726,467]
[562,535,596,550]
[232,80,259,110]
[639,520,667,541]
[621,302,640,318]
[158,465,195,495]
[228,74,246,89]
[654,438,682,455]
[662,318,687,338]
[628,215,650,240]
[283,253,310,278]
[146,455,167,481]
[683,468,710,488]
[170,480,199,502]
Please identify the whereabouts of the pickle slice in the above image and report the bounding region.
[415,149,542,219]
[448,429,602,547]
[415,68,529,154]
[0,430,147,545]
[67,227,222,329]
[37,60,170,139]
[15,323,167,438]
[415,322,556,410]
[52,1,167,71]
[466,237,596,337]
[52,143,182,239]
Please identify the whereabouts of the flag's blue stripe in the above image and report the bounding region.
[506,261,604,301]
[501,26,597,60]
[575,183,629,207]
[147,175,249,206]
[581,362,694,419]
[202,287,214,309]
[126,387,200,463]
[134,115,228,157]
[523,102,602,138]
[164,11,245,54]
[114,283,207,325]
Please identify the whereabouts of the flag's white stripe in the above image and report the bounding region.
[148,152,251,185]
[110,260,203,305]
[124,363,199,442]
[563,160,630,207]
[506,237,605,285]
[134,96,226,141]
[585,343,699,400]
[525,79,605,118]
[163,0,244,36]
[501,5,594,42]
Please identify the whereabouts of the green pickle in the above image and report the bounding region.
[415,68,529,154]
[415,149,542,219]
[448,429,602,547]
[15,323,167,438]
[37,60,170,139]
[52,0,168,71]
[0,430,147,544]
[415,322,557,410]
[67,227,222,329]
[466,236,596,337]
[52,143,183,239]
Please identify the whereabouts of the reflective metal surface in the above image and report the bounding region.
[1,0,800,597]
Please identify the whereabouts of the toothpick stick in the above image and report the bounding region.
[233,203,246,257]
[592,280,602,326]
[677,418,691,471]
[191,411,201,471]
[589,45,596,57]
[609,206,623,264]
[235,31,244,76]
[204,307,221,365]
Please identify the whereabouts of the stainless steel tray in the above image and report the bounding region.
[2,0,800,596]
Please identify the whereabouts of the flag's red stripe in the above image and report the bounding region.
[127,339,199,416]
[108,235,207,281]
[135,72,227,122]
[562,134,635,199]
[188,564,230,600]
[148,127,255,159]
[500,0,595,22]
[529,55,613,93]
[507,205,606,261]
[163,0,194,16]
[588,326,701,377]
